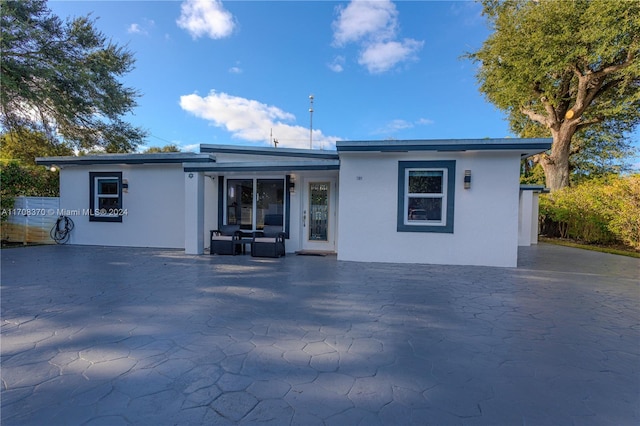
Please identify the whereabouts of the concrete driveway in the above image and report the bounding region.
[1,244,638,425]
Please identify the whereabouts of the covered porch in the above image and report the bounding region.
[183,145,340,255]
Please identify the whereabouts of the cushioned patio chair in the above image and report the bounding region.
[210,225,242,255]
[251,225,286,258]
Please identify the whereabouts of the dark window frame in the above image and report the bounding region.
[221,177,287,233]
[397,161,455,233]
[89,172,123,222]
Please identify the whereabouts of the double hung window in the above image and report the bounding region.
[397,161,455,233]
[89,172,123,222]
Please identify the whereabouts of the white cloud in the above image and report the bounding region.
[416,118,435,126]
[332,0,398,46]
[331,0,423,74]
[374,117,435,135]
[177,0,235,40]
[328,55,345,73]
[228,66,242,74]
[359,39,423,74]
[128,23,143,34]
[182,143,200,153]
[179,91,340,149]
[127,19,155,36]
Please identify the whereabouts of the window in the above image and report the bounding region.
[226,178,284,230]
[89,172,123,222]
[397,161,455,233]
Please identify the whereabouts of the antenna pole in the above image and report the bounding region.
[309,94,314,149]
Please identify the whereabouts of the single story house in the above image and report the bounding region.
[36,138,551,267]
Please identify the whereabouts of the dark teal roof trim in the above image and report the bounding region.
[336,138,552,153]
[520,185,549,193]
[36,153,215,166]
[185,160,340,173]
[200,144,339,160]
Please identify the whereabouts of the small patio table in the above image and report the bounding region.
[234,237,253,255]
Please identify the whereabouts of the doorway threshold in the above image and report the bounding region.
[295,250,336,256]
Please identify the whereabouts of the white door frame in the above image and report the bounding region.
[301,177,336,252]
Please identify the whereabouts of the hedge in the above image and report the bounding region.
[539,174,640,250]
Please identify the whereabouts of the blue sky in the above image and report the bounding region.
[44,1,554,152]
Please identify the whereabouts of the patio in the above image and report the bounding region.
[1,244,638,425]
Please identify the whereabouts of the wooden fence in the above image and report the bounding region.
[1,197,60,244]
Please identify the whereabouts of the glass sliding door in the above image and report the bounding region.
[226,179,253,230]
[256,179,284,229]
[226,178,284,231]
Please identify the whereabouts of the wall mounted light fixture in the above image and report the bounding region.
[288,175,296,194]
[464,170,471,189]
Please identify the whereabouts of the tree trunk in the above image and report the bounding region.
[540,124,575,191]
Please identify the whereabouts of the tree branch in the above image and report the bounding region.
[594,49,636,79]
[520,106,549,127]
[576,117,602,131]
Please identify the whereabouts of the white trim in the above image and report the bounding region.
[403,168,447,227]
[302,178,336,252]
[94,176,120,217]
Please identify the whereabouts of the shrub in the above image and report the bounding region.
[540,175,640,250]
[0,161,59,221]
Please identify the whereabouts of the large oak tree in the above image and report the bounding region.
[0,0,146,153]
[469,0,640,190]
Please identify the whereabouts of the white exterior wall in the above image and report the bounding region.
[185,172,204,254]
[203,175,218,251]
[59,164,185,248]
[518,190,541,246]
[337,151,522,267]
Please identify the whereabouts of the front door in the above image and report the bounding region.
[302,179,336,252]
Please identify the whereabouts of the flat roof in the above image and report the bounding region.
[200,144,339,160]
[184,160,340,173]
[336,138,552,156]
[520,184,549,193]
[36,152,215,166]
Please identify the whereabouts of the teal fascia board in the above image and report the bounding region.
[200,144,339,160]
[520,185,549,193]
[36,153,215,166]
[337,138,552,153]
[184,160,340,173]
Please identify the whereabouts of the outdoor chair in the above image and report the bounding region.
[210,225,242,255]
[251,225,286,258]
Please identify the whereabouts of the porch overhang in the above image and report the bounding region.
[183,160,340,173]
[200,144,339,160]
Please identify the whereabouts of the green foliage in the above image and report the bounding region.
[0,161,59,221]
[0,129,73,165]
[469,0,640,190]
[0,0,146,152]
[569,127,637,182]
[520,161,546,185]
[144,144,181,153]
[540,175,640,250]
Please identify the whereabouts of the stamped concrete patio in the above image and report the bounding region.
[1,244,638,425]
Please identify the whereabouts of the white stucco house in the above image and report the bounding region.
[37,138,551,267]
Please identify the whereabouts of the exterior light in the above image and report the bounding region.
[288,175,296,194]
[464,170,471,189]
